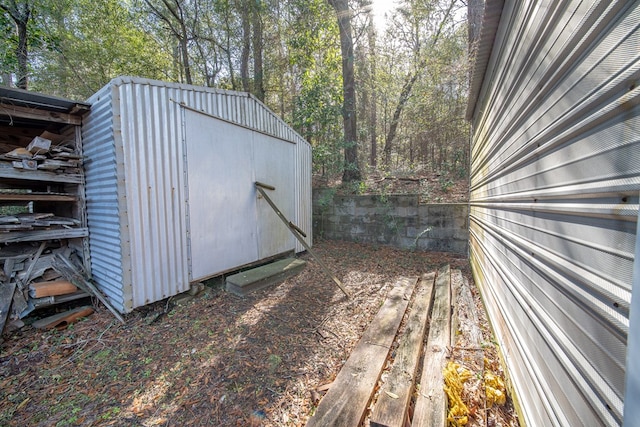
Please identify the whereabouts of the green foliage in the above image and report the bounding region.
[29,0,172,99]
[0,0,470,182]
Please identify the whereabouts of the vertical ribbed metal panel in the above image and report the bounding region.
[624,203,640,426]
[468,1,639,426]
[84,77,312,312]
[83,84,128,313]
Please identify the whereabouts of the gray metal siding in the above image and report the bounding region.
[469,1,639,426]
[84,76,312,312]
[82,85,128,313]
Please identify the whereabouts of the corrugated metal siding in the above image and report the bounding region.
[84,76,312,312]
[83,85,128,313]
[468,1,639,426]
[295,136,313,250]
[624,205,640,426]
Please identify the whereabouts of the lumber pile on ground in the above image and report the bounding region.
[307,265,462,427]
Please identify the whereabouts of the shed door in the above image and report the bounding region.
[184,110,295,281]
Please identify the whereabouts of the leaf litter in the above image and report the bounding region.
[0,240,518,426]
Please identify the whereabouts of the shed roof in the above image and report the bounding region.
[465,0,505,121]
[0,86,90,115]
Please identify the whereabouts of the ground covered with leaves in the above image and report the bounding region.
[0,240,517,426]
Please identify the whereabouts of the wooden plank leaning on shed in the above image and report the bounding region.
[370,272,436,427]
[306,276,418,427]
[412,264,451,427]
[255,181,351,298]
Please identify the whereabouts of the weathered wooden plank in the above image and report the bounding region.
[412,265,451,427]
[0,282,16,335]
[0,162,82,184]
[451,270,484,372]
[0,228,88,244]
[32,306,94,330]
[0,104,81,125]
[307,277,418,427]
[29,280,78,298]
[0,192,76,202]
[371,272,436,427]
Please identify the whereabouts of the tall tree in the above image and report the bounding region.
[381,0,459,167]
[0,0,31,88]
[143,0,193,84]
[328,0,361,182]
[252,0,264,101]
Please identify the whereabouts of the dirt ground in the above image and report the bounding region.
[0,240,518,426]
[0,241,517,426]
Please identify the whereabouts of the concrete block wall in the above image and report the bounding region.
[312,189,469,255]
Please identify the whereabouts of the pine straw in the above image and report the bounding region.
[0,240,517,426]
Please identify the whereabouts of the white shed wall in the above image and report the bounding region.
[83,77,312,313]
[468,1,639,425]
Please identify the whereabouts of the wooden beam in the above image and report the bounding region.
[256,183,350,298]
[412,264,451,427]
[0,192,76,202]
[306,277,418,427]
[371,272,436,427]
[0,104,81,125]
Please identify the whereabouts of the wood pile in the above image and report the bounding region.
[0,243,92,335]
[0,134,82,174]
[0,213,80,232]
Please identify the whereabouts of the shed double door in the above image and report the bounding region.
[184,110,295,281]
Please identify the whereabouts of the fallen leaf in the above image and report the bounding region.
[384,390,399,399]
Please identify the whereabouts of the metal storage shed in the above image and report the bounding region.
[467,1,639,426]
[82,76,312,314]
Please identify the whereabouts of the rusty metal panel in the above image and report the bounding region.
[468,1,639,425]
[84,77,311,311]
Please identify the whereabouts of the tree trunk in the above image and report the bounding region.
[328,0,361,182]
[240,1,251,92]
[368,24,377,168]
[1,1,31,89]
[382,66,422,166]
[252,1,265,102]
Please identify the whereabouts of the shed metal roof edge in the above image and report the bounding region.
[96,75,311,148]
[0,86,90,115]
[465,0,505,121]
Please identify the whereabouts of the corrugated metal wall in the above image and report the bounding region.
[83,85,130,313]
[84,77,312,313]
[467,1,639,426]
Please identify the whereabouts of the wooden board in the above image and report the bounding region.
[0,228,88,244]
[0,192,76,202]
[0,282,16,335]
[451,270,484,371]
[306,277,418,427]
[29,280,78,298]
[32,306,94,330]
[371,272,436,427]
[412,265,451,427]
[0,162,82,184]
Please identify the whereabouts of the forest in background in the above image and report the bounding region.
[1,0,478,186]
